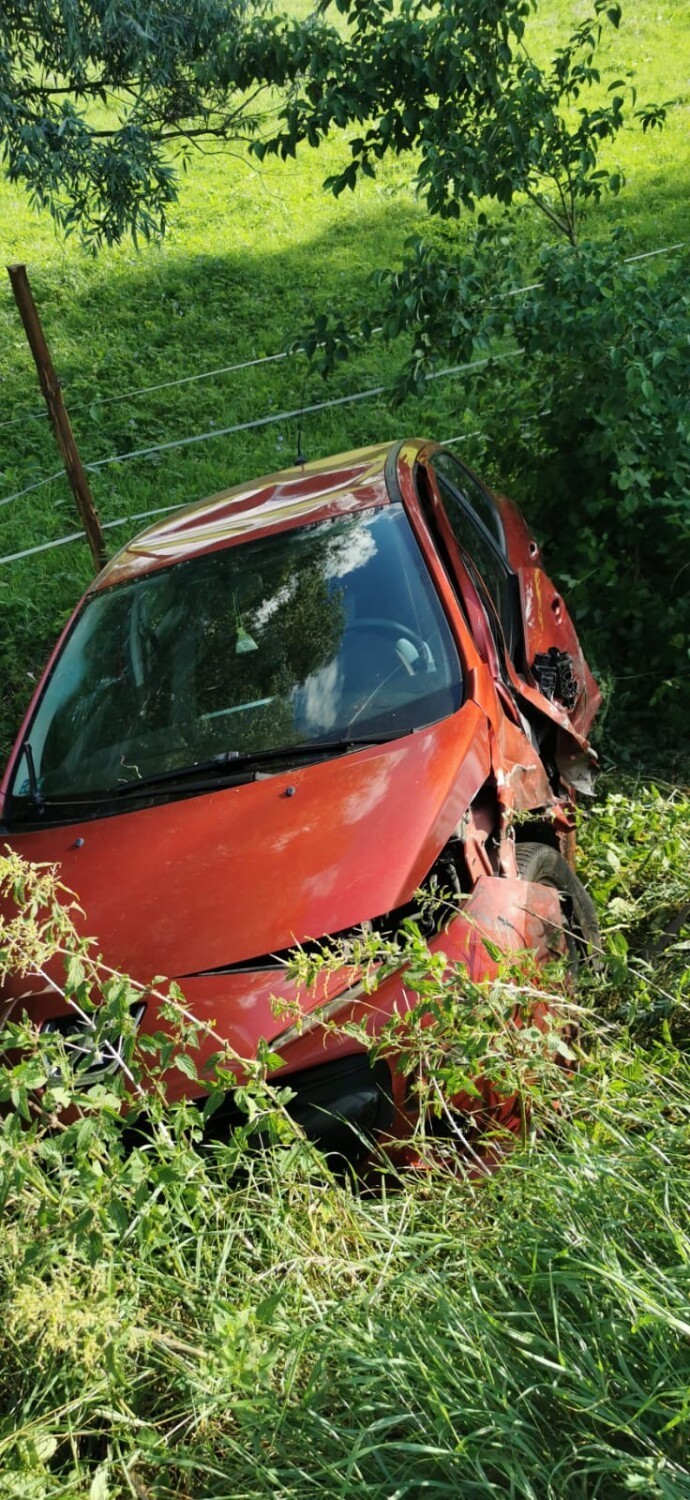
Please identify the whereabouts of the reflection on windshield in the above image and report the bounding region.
[10,505,463,816]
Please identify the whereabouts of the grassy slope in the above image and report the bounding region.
[0,780,689,1500]
[0,8,689,1496]
[0,0,688,754]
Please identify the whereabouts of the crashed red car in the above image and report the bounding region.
[0,439,600,1157]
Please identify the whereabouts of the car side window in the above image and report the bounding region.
[433,451,506,550]
[430,451,521,661]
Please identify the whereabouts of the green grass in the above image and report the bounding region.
[1,11,689,1491]
[1,780,689,1498]
[0,0,688,755]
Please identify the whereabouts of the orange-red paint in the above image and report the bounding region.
[0,438,600,1153]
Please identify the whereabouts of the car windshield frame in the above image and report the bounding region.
[6,502,464,827]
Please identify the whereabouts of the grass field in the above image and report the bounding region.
[0,0,688,756]
[1,6,690,1495]
[1,778,689,1498]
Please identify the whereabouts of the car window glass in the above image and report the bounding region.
[429,452,520,659]
[432,451,506,550]
[9,505,463,816]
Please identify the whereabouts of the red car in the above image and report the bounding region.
[0,439,600,1158]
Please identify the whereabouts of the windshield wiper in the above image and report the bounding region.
[14,733,410,815]
[9,729,420,819]
[220,733,402,768]
[22,740,45,813]
[110,732,404,797]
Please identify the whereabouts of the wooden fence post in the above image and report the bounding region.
[7,263,107,572]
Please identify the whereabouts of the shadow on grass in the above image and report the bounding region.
[0,160,687,760]
[0,194,465,756]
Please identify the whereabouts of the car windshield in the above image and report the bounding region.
[9,504,462,817]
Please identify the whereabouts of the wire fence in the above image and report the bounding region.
[1,239,684,439]
[0,350,294,431]
[0,430,484,568]
[83,352,517,473]
[0,238,685,569]
[0,345,505,508]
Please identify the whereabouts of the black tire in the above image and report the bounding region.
[514,840,600,970]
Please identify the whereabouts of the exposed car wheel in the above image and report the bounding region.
[514,840,600,970]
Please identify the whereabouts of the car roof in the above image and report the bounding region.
[91,440,410,593]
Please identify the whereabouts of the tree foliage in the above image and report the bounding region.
[261,0,665,245]
[479,240,690,722]
[0,1,666,249]
[0,2,680,731]
[303,229,690,725]
[0,0,327,248]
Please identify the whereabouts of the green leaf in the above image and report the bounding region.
[174,1053,198,1080]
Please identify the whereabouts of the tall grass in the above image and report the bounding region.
[1,780,689,1498]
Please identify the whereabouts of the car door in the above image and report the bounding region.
[418,447,600,737]
[415,446,523,685]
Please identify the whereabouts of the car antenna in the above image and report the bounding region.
[295,417,306,468]
[295,369,308,468]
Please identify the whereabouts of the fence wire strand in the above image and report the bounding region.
[83,352,518,474]
[1,240,685,435]
[0,468,67,509]
[0,238,684,564]
[0,350,517,517]
[0,423,486,567]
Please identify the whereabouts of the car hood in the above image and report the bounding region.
[3,704,490,984]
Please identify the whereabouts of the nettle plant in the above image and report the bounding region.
[0,853,590,1190]
[283,916,587,1162]
[3,790,688,1197]
[0,807,688,1500]
[0,854,299,1198]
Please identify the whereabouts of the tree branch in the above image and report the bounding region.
[19,78,141,99]
[523,183,571,242]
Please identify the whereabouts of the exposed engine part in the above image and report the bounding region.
[456,793,501,883]
[370,841,465,942]
[532,647,579,710]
